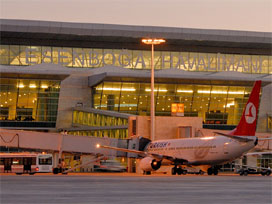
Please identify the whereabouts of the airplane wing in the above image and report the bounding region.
[97,144,188,163]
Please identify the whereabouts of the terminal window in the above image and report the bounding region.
[92,82,253,126]
[0,78,60,126]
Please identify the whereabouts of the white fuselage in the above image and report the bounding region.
[146,136,256,165]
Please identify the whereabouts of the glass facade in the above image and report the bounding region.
[71,110,128,139]
[0,78,60,126]
[68,129,128,139]
[72,111,128,127]
[1,45,271,74]
[93,82,254,125]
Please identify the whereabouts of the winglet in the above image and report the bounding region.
[229,81,261,136]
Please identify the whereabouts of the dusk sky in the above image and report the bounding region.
[0,0,271,32]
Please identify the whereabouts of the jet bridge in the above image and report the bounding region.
[0,128,151,173]
[0,128,143,156]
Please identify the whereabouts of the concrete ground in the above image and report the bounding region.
[0,173,271,204]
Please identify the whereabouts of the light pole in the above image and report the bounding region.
[142,38,166,141]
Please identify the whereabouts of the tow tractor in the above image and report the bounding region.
[182,167,205,175]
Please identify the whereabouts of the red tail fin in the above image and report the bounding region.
[229,81,262,136]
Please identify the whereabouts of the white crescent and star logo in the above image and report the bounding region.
[245,102,256,124]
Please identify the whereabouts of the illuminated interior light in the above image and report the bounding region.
[224,102,235,108]
[96,87,136,92]
[5,101,7,104]
[0,105,3,107]
[29,84,37,88]
[177,90,193,93]
[145,88,167,92]
[41,85,48,89]
[17,84,25,88]
[197,90,245,95]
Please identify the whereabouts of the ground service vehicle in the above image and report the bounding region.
[94,160,127,172]
[0,152,53,174]
[237,167,271,176]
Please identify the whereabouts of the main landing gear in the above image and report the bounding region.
[207,167,219,175]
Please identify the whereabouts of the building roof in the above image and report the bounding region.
[1,19,272,55]
[88,66,272,87]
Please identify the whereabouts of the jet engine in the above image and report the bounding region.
[139,157,161,172]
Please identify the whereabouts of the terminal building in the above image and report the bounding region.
[0,19,271,172]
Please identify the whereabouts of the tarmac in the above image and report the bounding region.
[0,173,271,204]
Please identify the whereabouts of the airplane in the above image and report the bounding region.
[97,80,271,175]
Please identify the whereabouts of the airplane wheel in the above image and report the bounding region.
[183,170,187,175]
[171,167,177,175]
[266,170,271,176]
[243,171,248,176]
[177,168,182,175]
[213,168,218,175]
[207,168,213,175]
[239,170,244,176]
[261,171,266,176]
[199,170,204,175]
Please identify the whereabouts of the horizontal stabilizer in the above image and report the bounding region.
[214,132,254,142]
